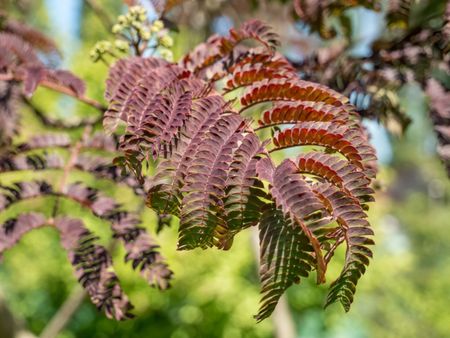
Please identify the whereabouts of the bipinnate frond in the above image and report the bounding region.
[0,12,177,322]
[221,133,267,249]
[0,178,172,318]
[0,124,172,320]
[102,19,377,320]
[103,57,172,133]
[0,212,133,320]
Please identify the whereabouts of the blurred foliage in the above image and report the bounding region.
[0,1,449,338]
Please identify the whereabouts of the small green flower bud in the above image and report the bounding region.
[130,6,140,14]
[114,39,129,52]
[138,13,147,22]
[159,35,173,48]
[130,20,141,29]
[95,40,112,54]
[151,20,164,33]
[89,49,99,62]
[112,24,123,34]
[140,28,151,40]
[160,49,173,61]
[118,15,127,25]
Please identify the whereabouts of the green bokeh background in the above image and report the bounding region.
[0,1,449,337]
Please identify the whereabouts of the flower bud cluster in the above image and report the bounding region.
[90,5,174,63]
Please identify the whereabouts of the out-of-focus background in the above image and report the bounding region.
[0,1,449,337]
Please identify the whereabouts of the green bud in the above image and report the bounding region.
[159,35,173,48]
[95,40,112,54]
[140,28,151,40]
[151,20,164,33]
[117,15,127,25]
[160,49,173,61]
[112,24,123,34]
[130,6,140,14]
[138,13,147,22]
[89,49,100,62]
[114,39,129,52]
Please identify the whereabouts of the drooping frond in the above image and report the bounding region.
[257,158,331,283]
[0,11,177,322]
[313,183,374,311]
[256,204,314,322]
[55,216,133,320]
[0,212,134,320]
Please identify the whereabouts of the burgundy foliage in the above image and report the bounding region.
[103,19,377,320]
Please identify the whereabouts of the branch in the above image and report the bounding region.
[83,0,113,32]
[0,73,107,112]
[39,286,86,338]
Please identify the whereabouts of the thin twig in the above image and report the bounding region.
[39,286,86,338]
[83,0,113,32]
